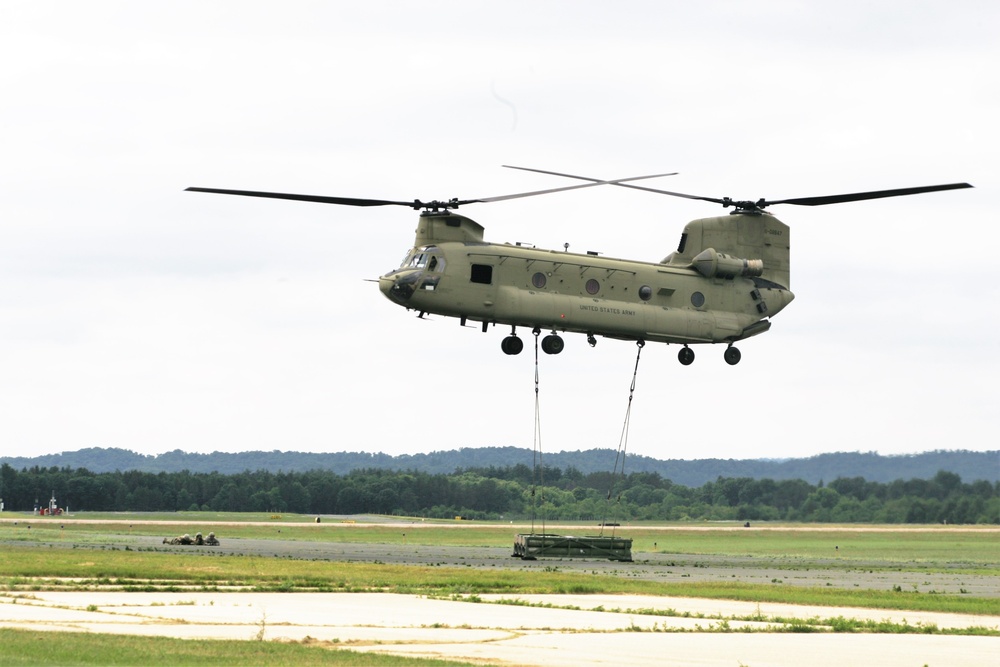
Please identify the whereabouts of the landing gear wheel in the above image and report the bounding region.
[678,346,695,366]
[724,346,742,366]
[541,334,565,355]
[501,335,524,355]
[587,334,598,348]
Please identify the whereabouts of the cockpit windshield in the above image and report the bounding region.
[400,247,444,272]
[407,252,429,268]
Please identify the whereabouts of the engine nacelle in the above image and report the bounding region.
[692,248,764,279]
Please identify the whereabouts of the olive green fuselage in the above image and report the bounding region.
[379,211,794,347]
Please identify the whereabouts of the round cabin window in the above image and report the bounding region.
[585,278,600,295]
[638,285,652,301]
[532,272,547,289]
[691,291,705,308]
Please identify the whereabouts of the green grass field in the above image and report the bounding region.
[2,514,997,609]
[0,544,996,615]
[0,627,472,666]
[1,514,997,664]
[4,513,998,567]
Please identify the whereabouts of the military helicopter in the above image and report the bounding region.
[187,169,971,365]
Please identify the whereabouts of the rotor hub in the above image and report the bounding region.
[722,197,769,212]
[413,198,461,211]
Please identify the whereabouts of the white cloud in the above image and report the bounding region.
[0,1,995,461]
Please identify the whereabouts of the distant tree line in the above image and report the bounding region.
[1,463,996,524]
[3,447,998,485]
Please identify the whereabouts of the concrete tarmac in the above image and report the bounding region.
[1,591,996,666]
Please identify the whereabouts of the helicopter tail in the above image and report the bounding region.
[664,212,790,290]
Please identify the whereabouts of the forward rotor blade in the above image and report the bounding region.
[185,187,417,207]
[186,171,677,211]
[503,165,719,204]
[765,183,974,207]
[473,172,677,204]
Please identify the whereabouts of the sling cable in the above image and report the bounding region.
[512,331,637,562]
[600,339,644,539]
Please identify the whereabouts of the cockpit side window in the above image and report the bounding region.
[427,255,444,273]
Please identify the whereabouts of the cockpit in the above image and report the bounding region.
[380,246,445,304]
[401,247,445,273]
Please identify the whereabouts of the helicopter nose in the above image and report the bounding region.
[378,275,394,299]
[379,269,421,304]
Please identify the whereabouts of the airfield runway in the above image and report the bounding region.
[1,590,996,666]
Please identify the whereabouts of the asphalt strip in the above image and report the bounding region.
[0,591,996,667]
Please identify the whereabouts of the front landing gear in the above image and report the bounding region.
[501,335,524,355]
[541,334,564,355]
[504,328,565,356]
[501,329,524,356]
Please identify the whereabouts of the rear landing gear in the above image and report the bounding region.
[677,344,742,365]
[678,346,695,365]
[724,345,742,366]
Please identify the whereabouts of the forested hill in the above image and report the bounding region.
[2,447,996,486]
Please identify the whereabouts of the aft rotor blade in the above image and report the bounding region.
[503,165,720,205]
[765,183,974,207]
[473,171,677,204]
[506,165,974,211]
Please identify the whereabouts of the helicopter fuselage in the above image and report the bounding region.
[379,210,794,361]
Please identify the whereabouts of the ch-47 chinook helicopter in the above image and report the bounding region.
[187,168,971,365]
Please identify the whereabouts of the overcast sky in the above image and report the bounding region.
[1,2,997,464]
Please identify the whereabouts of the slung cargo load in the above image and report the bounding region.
[513,533,633,562]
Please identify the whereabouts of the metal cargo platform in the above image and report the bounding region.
[513,533,633,562]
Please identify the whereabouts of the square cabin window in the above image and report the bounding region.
[470,264,493,284]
